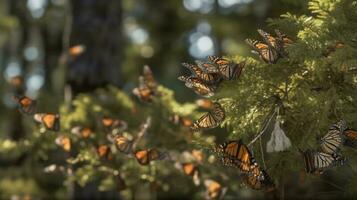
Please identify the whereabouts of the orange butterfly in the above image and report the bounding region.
[80,127,92,138]
[115,135,133,154]
[69,45,86,57]
[245,38,279,64]
[133,65,158,102]
[258,29,292,57]
[34,113,60,131]
[102,117,128,132]
[71,126,92,138]
[208,56,245,80]
[178,75,216,97]
[14,96,37,115]
[190,102,225,132]
[181,162,200,186]
[169,114,193,127]
[242,169,275,192]
[9,75,23,87]
[214,140,256,173]
[204,180,227,200]
[55,136,71,152]
[196,99,214,109]
[182,62,222,84]
[97,144,113,160]
[343,128,357,148]
[134,149,168,165]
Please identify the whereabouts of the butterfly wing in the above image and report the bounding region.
[133,76,155,102]
[301,149,345,174]
[274,29,293,56]
[42,114,60,131]
[115,136,133,154]
[143,65,157,91]
[243,169,275,191]
[17,96,37,115]
[245,39,279,64]
[257,29,278,49]
[319,129,343,154]
[195,60,219,73]
[182,63,221,84]
[178,76,215,97]
[135,150,150,165]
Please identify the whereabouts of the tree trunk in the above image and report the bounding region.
[67,0,123,198]
[67,0,123,95]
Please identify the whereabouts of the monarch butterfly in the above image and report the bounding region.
[181,162,200,186]
[169,114,193,127]
[182,62,222,84]
[196,99,214,109]
[190,102,225,132]
[70,126,92,138]
[274,29,293,56]
[191,149,204,163]
[182,162,198,176]
[133,65,158,102]
[299,149,346,174]
[80,127,92,138]
[329,120,347,133]
[97,144,113,160]
[343,128,357,148]
[318,129,343,155]
[178,76,216,97]
[245,38,279,64]
[34,113,60,131]
[242,169,275,192]
[14,96,37,115]
[134,149,168,165]
[195,60,220,73]
[133,76,156,102]
[207,56,245,80]
[55,136,71,152]
[142,65,157,91]
[102,117,128,132]
[9,75,23,87]
[214,140,256,173]
[204,180,227,200]
[115,135,133,154]
[257,29,278,49]
[69,45,86,57]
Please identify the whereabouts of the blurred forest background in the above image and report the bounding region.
[2,0,357,199]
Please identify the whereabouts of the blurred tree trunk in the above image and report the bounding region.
[67,0,123,198]
[67,0,123,95]
[7,0,27,142]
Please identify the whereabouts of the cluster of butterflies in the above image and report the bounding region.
[131,65,226,133]
[300,120,357,174]
[13,96,61,132]
[246,29,292,64]
[178,55,245,98]
[14,93,170,166]
[173,150,227,200]
[214,140,276,192]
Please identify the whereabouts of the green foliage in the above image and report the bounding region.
[1,0,357,199]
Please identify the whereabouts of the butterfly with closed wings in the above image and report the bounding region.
[190,102,225,132]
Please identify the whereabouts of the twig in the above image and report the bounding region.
[248,108,277,147]
[259,137,266,169]
[132,117,151,150]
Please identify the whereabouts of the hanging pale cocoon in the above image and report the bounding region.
[267,118,292,153]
